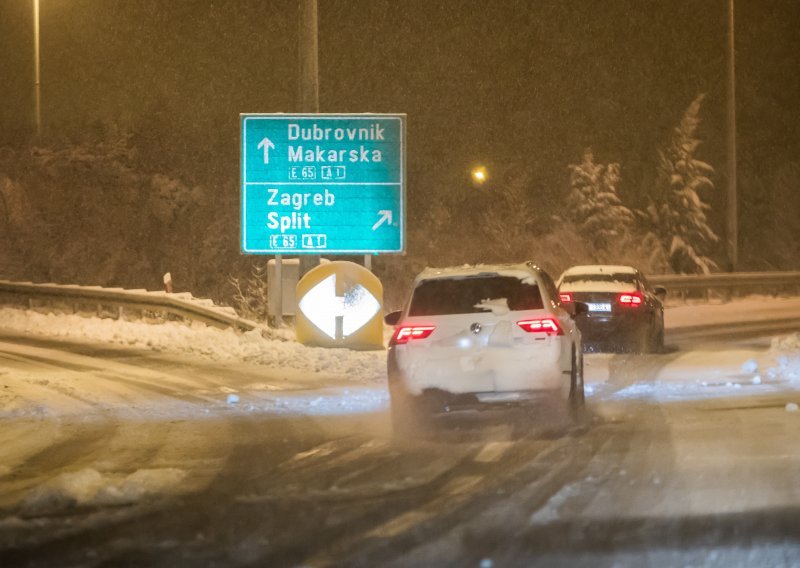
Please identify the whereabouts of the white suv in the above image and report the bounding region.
[385,262,585,434]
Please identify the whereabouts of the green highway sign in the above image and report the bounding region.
[240,114,405,254]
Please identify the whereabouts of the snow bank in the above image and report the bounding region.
[584,328,800,404]
[21,468,187,515]
[665,297,800,328]
[0,308,385,384]
[767,333,800,383]
[266,387,387,416]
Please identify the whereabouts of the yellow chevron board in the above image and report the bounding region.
[295,261,384,350]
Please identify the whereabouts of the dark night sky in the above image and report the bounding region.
[1,0,799,232]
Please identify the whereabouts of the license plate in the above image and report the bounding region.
[587,302,612,312]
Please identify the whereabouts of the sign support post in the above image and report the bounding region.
[274,254,283,326]
[298,0,320,279]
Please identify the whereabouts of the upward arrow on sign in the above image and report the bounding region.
[298,274,381,340]
[257,137,275,164]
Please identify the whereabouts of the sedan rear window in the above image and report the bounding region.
[408,276,543,316]
[561,273,637,286]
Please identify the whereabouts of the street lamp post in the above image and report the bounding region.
[272,0,320,325]
[33,0,41,139]
[726,0,738,271]
[298,0,319,116]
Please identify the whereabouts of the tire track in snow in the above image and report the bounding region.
[299,430,586,568]
[0,339,225,413]
[0,421,121,511]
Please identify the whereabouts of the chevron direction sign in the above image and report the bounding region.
[295,261,384,350]
[240,114,405,254]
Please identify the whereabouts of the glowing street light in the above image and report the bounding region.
[471,166,488,186]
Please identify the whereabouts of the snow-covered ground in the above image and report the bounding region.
[584,333,800,406]
[0,306,391,427]
[583,296,800,404]
[665,295,800,329]
[1,298,800,564]
[0,297,799,422]
[0,307,385,383]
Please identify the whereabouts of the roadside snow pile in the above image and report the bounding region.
[767,333,800,383]
[269,388,388,415]
[665,297,800,329]
[20,467,187,515]
[741,359,759,374]
[0,308,385,383]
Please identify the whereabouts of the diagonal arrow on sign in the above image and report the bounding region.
[298,274,381,340]
[372,210,393,230]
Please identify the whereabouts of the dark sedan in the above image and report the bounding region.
[557,265,666,353]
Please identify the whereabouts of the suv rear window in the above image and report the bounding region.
[408,275,543,316]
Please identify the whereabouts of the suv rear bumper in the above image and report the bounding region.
[396,386,569,415]
[388,340,568,396]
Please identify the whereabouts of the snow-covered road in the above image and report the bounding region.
[1,298,800,566]
[1,297,799,421]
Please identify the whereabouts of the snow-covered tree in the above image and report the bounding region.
[566,148,634,250]
[646,94,718,274]
[481,173,538,259]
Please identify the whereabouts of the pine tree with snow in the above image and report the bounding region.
[566,148,634,250]
[647,94,718,274]
[481,172,538,259]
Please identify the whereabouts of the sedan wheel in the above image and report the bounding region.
[569,345,586,421]
[650,322,665,353]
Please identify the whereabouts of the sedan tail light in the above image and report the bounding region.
[516,318,563,336]
[559,292,573,303]
[393,325,436,344]
[617,291,643,307]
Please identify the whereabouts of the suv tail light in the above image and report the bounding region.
[516,318,563,336]
[393,325,436,344]
[559,292,573,303]
[617,292,643,307]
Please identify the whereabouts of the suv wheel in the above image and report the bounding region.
[389,381,432,438]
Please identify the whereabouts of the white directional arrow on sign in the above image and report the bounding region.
[372,210,393,230]
[298,274,381,340]
[257,137,275,164]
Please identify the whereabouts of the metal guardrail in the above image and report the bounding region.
[0,280,259,332]
[650,271,800,297]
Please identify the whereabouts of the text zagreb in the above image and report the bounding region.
[266,188,335,233]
